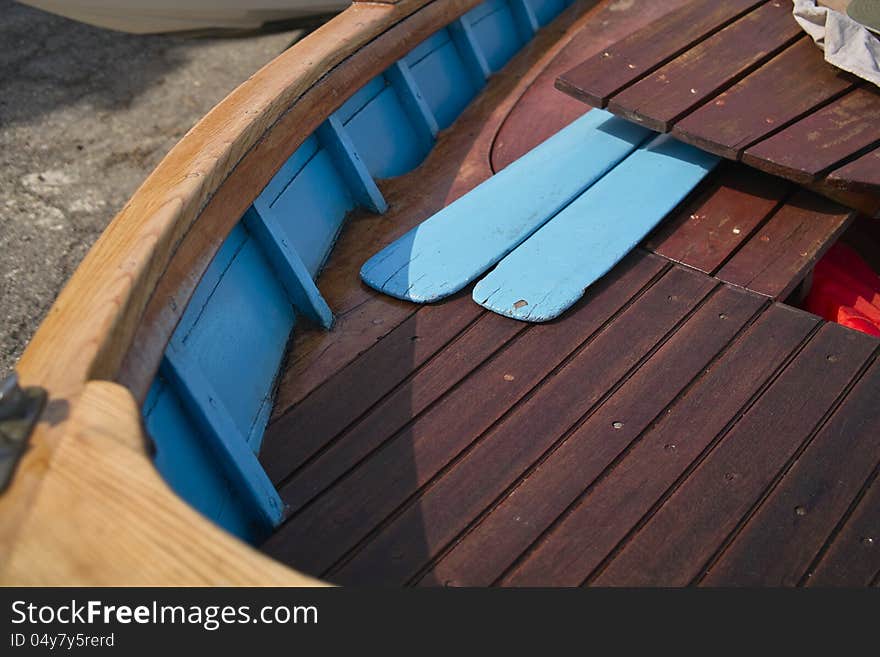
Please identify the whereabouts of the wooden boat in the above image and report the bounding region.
[16,0,348,34]
[2,0,880,586]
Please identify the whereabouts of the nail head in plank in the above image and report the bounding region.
[607,1,803,132]
[646,164,790,274]
[743,87,880,184]
[715,190,854,300]
[672,38,859,160]
[555,0,766,108]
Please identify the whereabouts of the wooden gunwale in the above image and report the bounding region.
[0,0,518,585]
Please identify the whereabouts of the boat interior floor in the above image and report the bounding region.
[257,2,880,586]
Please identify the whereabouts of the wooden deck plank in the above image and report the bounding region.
[407,284,761,587]
[554,0,766,109]
[645,164,791,274]
[672,39,858,160]
[702,357,880,586]
[607,1,803,133]
[277,310,524,515]
[501,303,818,586]
[591,323,876,587]
[808,471,880,587]
[715,191,854,299]
[262,253,671,575]
[743,88,880,184]
[826,146,880,194]
[261,294,482,483]
[333,267,722,585]
[474,137,718,321]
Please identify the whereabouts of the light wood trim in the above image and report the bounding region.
[0,0,486,584]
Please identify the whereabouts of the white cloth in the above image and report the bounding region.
[793,0,880,87]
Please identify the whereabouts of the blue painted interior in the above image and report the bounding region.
[142,0,573,543]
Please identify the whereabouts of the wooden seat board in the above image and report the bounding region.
[360,110,650,303]
[590,323,877,587]
[672,38,859,160]
[554,0,766,109]
[743,87,880,184]
[474,136,718,321]
[607,1,804,133]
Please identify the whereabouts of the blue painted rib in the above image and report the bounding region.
[162,341,285,529]
[385,61,439,150]
[316,114,388,213]
[474,136,721,322]
[509,0,539,41]
[244,205,334,329]
[467,0,524,72]
[360,111,651,302]
[527,0,567,26]
[448,19,491,93]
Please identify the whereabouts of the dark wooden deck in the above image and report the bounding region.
[258,0,880,586]
[556,0,880,216]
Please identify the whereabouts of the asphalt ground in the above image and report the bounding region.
[0,0,308,373]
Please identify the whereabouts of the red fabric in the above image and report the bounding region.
[804,243,880,337]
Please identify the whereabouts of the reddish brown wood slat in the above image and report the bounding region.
[337,271,733,586]
[743,87,880,184]
[261,294,482,483]
[278,311,524,514]
[646,164,790,274]
[554,0,766,109]
[827,146,880,194]
[715,190,854,299]
[703,357,880,586]
[672,38,858,160]
[262,253,670,575]
[808,472,880,587]
[607,1,803,132]
[503,303,818,587]
[591,322,876,587]
[404,285,761,588]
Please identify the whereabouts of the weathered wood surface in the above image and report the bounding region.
[743,88,880,184]
[556,0,880,211]
[473,136,718,321]
[554,0,764,108]
[607,1,803,132]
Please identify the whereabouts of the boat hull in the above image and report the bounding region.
[17,0,349,33]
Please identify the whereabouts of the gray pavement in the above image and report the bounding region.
[0,1,306,373]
